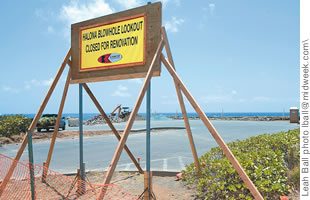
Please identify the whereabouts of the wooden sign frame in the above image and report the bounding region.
[79,13,147,72]
[70,2,162,84]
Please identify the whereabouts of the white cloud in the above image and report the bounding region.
[42,78,53,86]
[198,7,208,30]
[161,0,181,7]
[238,98,248,103]
[199,92,245,104]
[24,78,53,89]
[118,85,128,91]
[199,94,232,103]
[35,9,45,19]
[115,0,181,9]
[128,78,143,84]
[116,0,143,9]
[2,86,19,93]
[209,3,215,16]
[35,8,55,21]
[164,17,184,33]
[24,84,31,90]
[60,0,114,24]
[47,26,54,33]
[253,96,272,102]
[60,0,114,38]
[112,85,131,97]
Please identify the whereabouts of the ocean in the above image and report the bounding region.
[14,112,291,121]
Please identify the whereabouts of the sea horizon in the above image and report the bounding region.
[1,112,291,120]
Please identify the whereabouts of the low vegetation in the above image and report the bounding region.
[0,115,31,137]
[182,129,300,200]
[37,116,57,128]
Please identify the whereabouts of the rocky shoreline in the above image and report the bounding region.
[68,115,290,127]
[68,114,146,127]
[167,115,290,121]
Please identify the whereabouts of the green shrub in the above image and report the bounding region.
[0,115,32,137]
[37,116,57,127]
[182,129,300,200]
[287,166,300,190]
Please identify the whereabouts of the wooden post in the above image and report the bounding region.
[0,48,71,197]
[98,40,164,199]
[82,83,143,173]
[144,171,152,200]
[76,168,82,195]
[161,27,201,173]
[161,55,264,200]
[42,68,72,181]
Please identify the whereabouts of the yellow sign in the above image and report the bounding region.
[80,15,145,71]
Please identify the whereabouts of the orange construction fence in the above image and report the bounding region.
[0,154,137,200]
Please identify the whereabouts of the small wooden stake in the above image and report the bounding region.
[144,171,153,200]
[161,54,264,200]
[76,168,82,195]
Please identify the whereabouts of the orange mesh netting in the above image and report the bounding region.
[0,154,137,200]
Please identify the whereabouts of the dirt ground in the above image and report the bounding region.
[85,171,198,200]
[1,171,198,200]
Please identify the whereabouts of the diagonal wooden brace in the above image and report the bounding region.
[161,54,264,200]
[0,48,71,197]
[42,67,72,181]
[82,83,143,174]
[97,40,164,199]
[161,27,201,174]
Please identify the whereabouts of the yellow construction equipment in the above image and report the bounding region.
[110,105,131,119]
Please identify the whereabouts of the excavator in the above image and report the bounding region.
[110,105,131,119]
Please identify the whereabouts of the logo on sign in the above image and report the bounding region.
[98,53,122,63]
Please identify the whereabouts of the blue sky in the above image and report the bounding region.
[0,0,299,114]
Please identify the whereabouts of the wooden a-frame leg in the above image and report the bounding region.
[0,48,71,197]
[42,67,72,181]
[161,27,201,174]
[161,55,264,200]
[82,83,143,174]
[97,40,164,199]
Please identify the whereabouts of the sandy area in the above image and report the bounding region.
[1,170,198,200]
[86,171,199,200]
